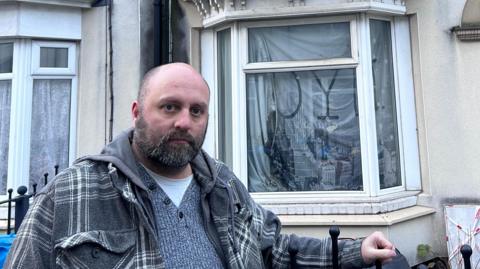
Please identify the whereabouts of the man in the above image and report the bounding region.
[5,63,395,268]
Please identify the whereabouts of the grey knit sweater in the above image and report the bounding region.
[139,166,224,268]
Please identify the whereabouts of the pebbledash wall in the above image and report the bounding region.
[1,0,479,266]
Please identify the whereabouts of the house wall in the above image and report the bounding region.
[406,0,480,257]
[77,6,107,156]
[77,0,155,157]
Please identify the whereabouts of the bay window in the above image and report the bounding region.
[0,40,77,196]
[213,14,420,213]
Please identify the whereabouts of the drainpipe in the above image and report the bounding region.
[154,0,171,65]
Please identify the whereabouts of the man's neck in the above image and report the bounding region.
[132,141,193,179]
[145,160,192,179]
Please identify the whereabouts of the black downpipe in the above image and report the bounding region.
[154,0,171,66]
[108,0,114,142]
[154,0,161,66]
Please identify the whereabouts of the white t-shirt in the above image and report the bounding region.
[143,166,193,207]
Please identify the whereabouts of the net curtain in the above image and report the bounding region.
[29,79,71,189]
[0,81,11,194]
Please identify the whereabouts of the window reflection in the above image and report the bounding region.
[247,69,362,192]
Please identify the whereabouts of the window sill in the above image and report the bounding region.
[257,191,421,214]
[277,205,435,226]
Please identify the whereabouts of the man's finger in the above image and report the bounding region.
[370,248,397,260]
[381,258,393,264]
[377,242,395,252]
[377,238,395,250]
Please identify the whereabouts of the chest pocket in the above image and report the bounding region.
[55,229,136,269]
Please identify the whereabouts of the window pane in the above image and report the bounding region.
[40,47,68,68]
[370,20,402,189]
[0,80,12,195]
[247,69,362,192]
[248,22,351,63]
[0,43,13,73]
[30,79,71,189]
[217,29,233,168]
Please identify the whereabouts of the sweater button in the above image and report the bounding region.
[148,183,156,190]
[163,198,171,205]
[178,211,184,219]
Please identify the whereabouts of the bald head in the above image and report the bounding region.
[137,63,209,110]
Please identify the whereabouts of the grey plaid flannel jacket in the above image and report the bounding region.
[5,129,368,269]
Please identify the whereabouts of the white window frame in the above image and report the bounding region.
[31,41,76,75]
[208,13,420,213]
[359,15,407,197]
[1,39,77,199]
[0,40,14,80]
[213,25,233,166]
[238,15,360,194]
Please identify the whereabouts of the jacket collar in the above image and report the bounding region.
[190,149,219,193]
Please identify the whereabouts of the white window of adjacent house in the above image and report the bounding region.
[214,14,420,212]
[0,40,77,196]
[0,42,14,195]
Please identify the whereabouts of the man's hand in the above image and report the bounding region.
[361,231,396,265]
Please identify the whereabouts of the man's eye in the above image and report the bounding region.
[163,104,176,112]
[191,107,203,116]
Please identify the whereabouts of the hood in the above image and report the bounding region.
[76,128,219,193]
[190,148,220,193]
[76,128,148,191]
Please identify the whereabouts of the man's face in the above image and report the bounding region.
[132,66,209,169]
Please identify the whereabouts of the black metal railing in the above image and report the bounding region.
[329,226,474,269]
[0,164,59,234]
[0,185,36,234]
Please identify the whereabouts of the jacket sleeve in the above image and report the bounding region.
[254,203,369,268]
[231,178,370,269]
[3,193,55,269]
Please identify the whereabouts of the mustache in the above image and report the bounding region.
[163,130,196,145]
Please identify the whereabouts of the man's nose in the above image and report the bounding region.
[174,109,193,130]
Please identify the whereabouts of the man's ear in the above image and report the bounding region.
[132,101,140,125]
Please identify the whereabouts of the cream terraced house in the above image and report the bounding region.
[0,0,479,266]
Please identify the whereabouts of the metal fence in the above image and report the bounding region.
[0,186,35,234]
[0,165,57,234]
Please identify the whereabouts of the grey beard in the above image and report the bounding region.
[138,137,197,168]
[133,125,202,169]
[133,112,206,169]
